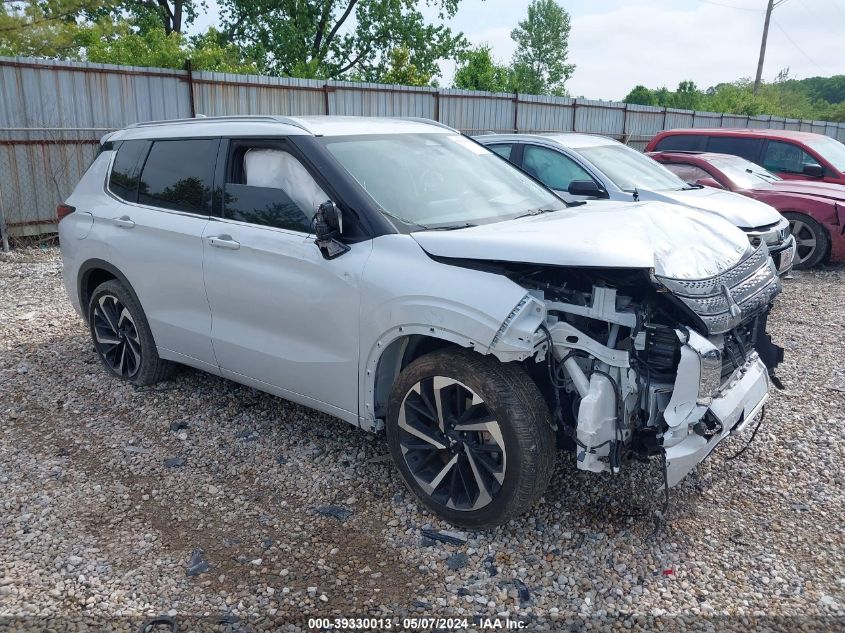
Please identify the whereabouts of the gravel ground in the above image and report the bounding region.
[1,246,844,632]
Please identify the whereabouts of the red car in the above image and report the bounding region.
[649,150,845,269]
[646,129,845,187]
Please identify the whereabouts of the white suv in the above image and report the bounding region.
[59,116,783,528]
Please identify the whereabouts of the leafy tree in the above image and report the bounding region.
[670,80,702,110]
[84,23,255,72]
[623,85,657,106]
[379,46,430,86]
[509,0,574,95]
[218,0,470,80]
[453,44,510,93]
[0,0,110,57]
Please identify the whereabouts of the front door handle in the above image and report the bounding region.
[112,215,135,229]
[208,235,240,250]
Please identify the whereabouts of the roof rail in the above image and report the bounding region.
[402,117,458,133]
[127,115,312,133]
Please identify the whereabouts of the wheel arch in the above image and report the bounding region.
[783,210,833,264]
[364,328,475,433]
[77,259,143,314]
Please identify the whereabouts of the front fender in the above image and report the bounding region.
[357,235,543,430]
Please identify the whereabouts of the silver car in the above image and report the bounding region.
[475,133,796,275]
[59,116,782,528]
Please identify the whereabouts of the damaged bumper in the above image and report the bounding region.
[663,353,769,487]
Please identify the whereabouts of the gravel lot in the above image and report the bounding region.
[1,246,844,632]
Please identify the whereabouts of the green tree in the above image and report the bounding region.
[379,46,431,86]
[84,22,255,72]
[623,85,657,106]
[669,80,703,110]
[0,0,111,57]
[509,0,575,95]
[218,0,470,80]
[453,44,510,92]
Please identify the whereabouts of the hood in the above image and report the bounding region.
[768,180,845,202]
[644,186,781,229]
[412,200,750,279]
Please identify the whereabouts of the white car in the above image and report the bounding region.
[58,116,783,528]
[475,133,796,275]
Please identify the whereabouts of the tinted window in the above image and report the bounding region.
[137,139,216,214]
[488,143,513,161]
[706,136,763,162]
[762,140,822,174]
[224,148,328,232]
[654,134,707,151]
[522,145,594,191]
[108,140,150,202]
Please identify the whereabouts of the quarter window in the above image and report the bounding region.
[137,139,217,214]
[522,145,594,192]
[488,143,514,161]
[762,140,820,174]
[108,140,150,202]
[224,147,329,232]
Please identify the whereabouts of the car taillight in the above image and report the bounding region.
[57,204,75,221]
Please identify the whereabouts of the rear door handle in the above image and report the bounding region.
[208,235,240,250]
[112,215,135,229]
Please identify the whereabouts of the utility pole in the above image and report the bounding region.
[754,0,775,94]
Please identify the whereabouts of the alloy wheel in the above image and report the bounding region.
[789,219,817,265]
[92,294,142,379]
[397,377,506,511]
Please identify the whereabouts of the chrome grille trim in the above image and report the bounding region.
[656,244,781,335]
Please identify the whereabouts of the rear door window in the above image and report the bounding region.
[705,136,763,162]
[762,140,821,174]
[137,139,218,214]
[108,140,150,202]
[653,134,707,152]
[224,145,329,233]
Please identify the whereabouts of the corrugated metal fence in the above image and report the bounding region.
[2,55,845,243]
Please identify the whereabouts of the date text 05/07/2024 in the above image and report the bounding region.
[307,617,528,629]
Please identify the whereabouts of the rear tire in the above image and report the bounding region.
[386,348,555,529]
[784,212,830,269]
[87,280,174,386]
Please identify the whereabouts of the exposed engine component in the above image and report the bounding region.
[519,243,783,487]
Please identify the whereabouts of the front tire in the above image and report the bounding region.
[386,349,555,529]
[87,280,173,386]
[784,212,830,269]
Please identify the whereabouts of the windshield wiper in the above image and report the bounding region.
[422,222,478,231]
[513,207,563,220]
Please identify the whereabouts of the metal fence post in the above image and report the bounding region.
[0,184,9,252]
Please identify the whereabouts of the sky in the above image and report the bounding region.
[192,0,845,100]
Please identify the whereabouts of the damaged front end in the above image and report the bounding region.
[501,243,783,487]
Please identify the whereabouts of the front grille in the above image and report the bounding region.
[720,322,756,381]
[655,244,781,335]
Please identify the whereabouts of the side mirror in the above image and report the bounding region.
[567,179,605,198]
[694,177,726,190]
[313,200,350,259]
[802,163,825,178]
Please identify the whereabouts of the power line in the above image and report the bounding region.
[796,0,839,37]
[771,18,828,75]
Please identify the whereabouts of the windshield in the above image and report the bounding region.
[708,156,780,189]
[322,133,565,229]
[805,135,845,172]
[575,143,688,192]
